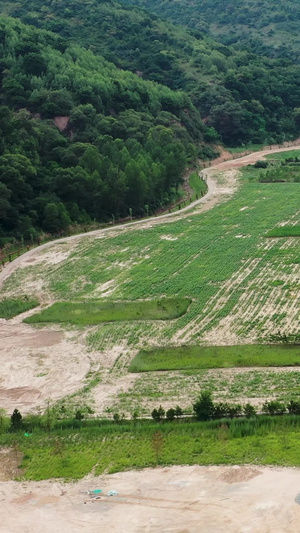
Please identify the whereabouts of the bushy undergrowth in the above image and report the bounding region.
[3,414,300,480]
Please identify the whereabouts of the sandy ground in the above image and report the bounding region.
[1,465,300,532]
[0,317,113,414]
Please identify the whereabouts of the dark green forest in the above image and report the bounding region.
[3,0,300,147]
[0,17,207,242]
[1,1,300,242]
[120,0,300,61]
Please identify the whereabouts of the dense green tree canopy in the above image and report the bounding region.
[3,0,300,146]
[0,17,206,242]
[2,2,300,242]
[120,0,300,61]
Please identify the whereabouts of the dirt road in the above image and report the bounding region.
[1,143,300,288]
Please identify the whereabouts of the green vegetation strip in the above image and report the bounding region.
[189,171,207,200]
[129,345,300,372]
[24,298,191,325]
[265,226,300,238]
[265,150,300,161]
[0,297,39,319]
[4,417,300,480]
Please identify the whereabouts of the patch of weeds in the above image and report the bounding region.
[0,296,39,319]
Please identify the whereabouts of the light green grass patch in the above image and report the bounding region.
[229,142,267,154]
[265,149,300,161]
[0,297,39,319]
[24,298,191,325]
[129,344,300,372]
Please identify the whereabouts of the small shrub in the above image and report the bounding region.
[166,408,175,421]
[11,409,23,430]
[244,403,257,418]
[193,391,214,421]
[151,406,165,422]
[262,400,286,415]
[287,400,300,414]
[254,160,269,168]
[174,405,183,418]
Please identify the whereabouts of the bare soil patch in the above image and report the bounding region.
[0,321,97,413]
[0,321,63,348]
[218,466,262,484]
[0,448,23,481]
[1,465,300,532]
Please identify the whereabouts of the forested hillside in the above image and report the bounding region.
[120,0,300,61]
[2,2,300,243]
[4,0,300,147]
[0,17,206,242]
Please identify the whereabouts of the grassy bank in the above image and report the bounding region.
[24,298,191,325]
[189,171,207,200]
[129,344,300,372]
[3,416,300,480]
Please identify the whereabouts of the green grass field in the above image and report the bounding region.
[0,297,39,319]
[129,345,300,372]
[266,225,300,238]
[24,298,191,325]
[3,417,300,480]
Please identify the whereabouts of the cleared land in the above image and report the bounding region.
[129,344,300,371]
[1,144,300,533]
[2,465,300,533]
[24,298,191,325]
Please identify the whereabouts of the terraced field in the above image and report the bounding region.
[0,146,299,416]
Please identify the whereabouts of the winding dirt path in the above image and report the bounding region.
[1,143,300,288]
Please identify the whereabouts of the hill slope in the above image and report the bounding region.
[120,0,300,61]
[0,16,205,242]
[2,0,300,146]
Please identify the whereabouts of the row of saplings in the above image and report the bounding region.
[151,392,300,422]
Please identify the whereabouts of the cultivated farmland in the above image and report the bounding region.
[0,147,299,416]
